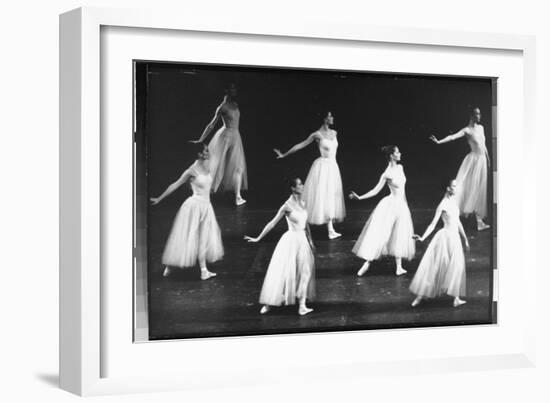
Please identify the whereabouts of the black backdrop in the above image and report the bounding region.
[136,62,494,210]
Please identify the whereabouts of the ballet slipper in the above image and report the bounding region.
[453,298,466,307]
[298,306,313,316]
[162,267,172,277]
[357,262,370,276]
[260,305,271,314]
[200,270,217,280]
[411,296,422,307]
[477,222,490,231]
[396,267,407,276]
[328,230,342,240]
[235,196,247,206]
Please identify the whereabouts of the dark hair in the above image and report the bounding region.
[318,110,333,122]
[224,82,237,94]
[381,145,397,161]
[289,177,302,190]
[191,142,208,156]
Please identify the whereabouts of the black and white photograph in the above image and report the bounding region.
[134,62,496,340]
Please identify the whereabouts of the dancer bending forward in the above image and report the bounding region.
[349,145,415,276]
[430,107,490,231]
[244,178,316,316]
[150,143,223,280]
[274,111,346,239]
[410,179,469,308]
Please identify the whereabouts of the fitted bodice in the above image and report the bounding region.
[284,198,308,232]
[189,164,212,200]
[466,125,487,155]
[317,132,338,159]
[440,197,460,230]
[385,165,407,197]
[221,104,240,129]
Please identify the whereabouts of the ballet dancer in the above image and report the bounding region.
[190,83,248,206]
[410,179,469,307]
[150,143,223,280]
[430,107,490,231]
[349,145,415,276]
[273,111,346,239]
[244,178,316,316]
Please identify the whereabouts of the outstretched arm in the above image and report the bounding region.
[190,105,222,143]
[430,128,467,145]
[150,169,193,205]
[244,204,289,242]
[273,132,318,159]
[458,219,470,250]
[414,203,444,241]
[349,174,387,201]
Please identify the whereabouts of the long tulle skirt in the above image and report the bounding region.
[352,195,415,261]
[259,230,316,306]
[208,127,248,192]
[409,228,466,298]
[162,196,224,268]
[456,151,488,218]
[303,157,346,224]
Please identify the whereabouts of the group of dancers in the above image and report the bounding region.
[150,84,491,316]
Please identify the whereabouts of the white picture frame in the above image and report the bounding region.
[59,6,537,396]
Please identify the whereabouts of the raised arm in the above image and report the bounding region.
[190,105,222,143]
[244,204,289,242]
[430,128,467,145]
[414,203,444,241]
[349,173,387,201]
[150,169,193,205]
[273,132,318,159]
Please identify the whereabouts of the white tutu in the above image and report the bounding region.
[456,151,488,218]
[303,157,346,224]
[352,195,415,261]
[409,228,466,298]
[162,196,224,268]
[208,127,248,192]
[259,230,316,306]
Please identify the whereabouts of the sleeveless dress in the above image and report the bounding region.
[352,165,415,261]
[409,197,466,298]
[161,164,224,268]
[455,125,489,218]
[303,131,346,224]
[259,198,316,306]
[208,105,248,192]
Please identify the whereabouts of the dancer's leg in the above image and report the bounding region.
[475,213,490,231]
[234,167,246,206]
[298,297,313,315]
[198,229,216,280]
[327,219,341,239]
[357,260,371,276]
[411,296,422,307]
[395,257,407,276]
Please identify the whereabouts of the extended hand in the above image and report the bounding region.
[244,235,259,243]
[465,241,470,251]
[150,197,161,206]
[429,135,439,144]
[188,139,202,144]
[412,234,422,241]
[273,149,284,159]
[349,191,359,200]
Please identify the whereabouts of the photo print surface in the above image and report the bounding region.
[134,61,496,340]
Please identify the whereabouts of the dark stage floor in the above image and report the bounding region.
[146,203,495,340]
